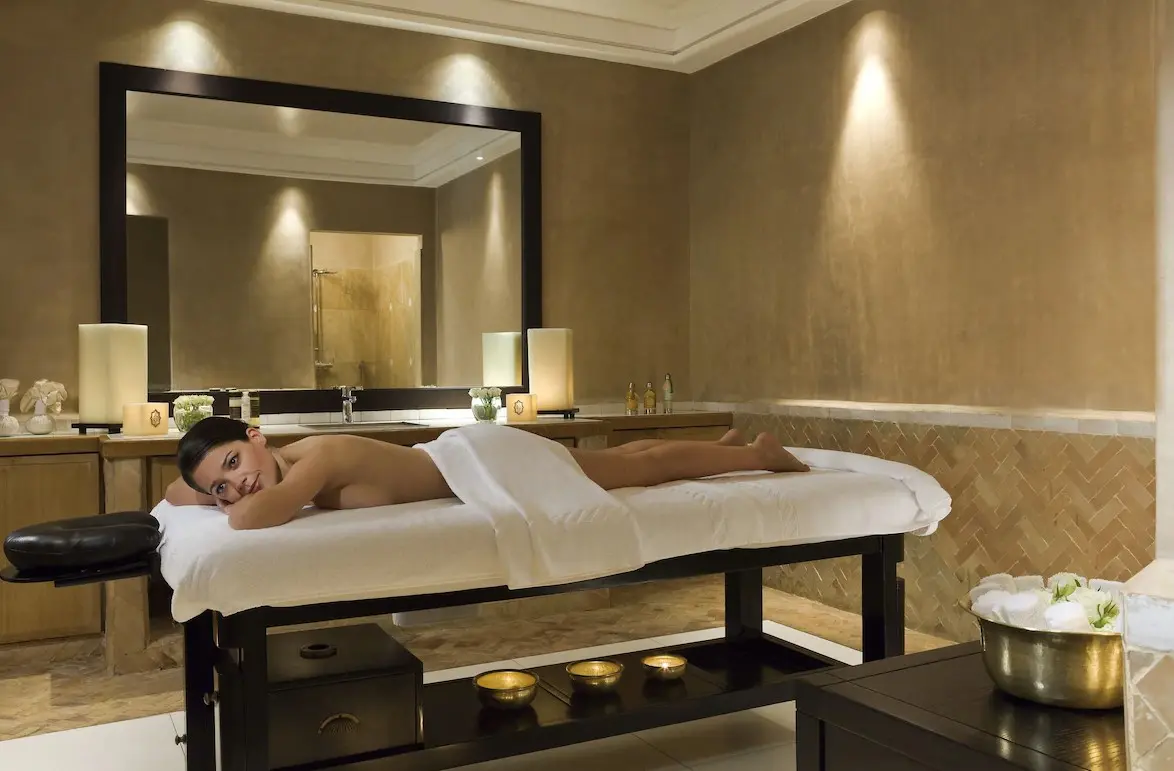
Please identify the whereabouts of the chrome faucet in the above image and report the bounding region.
[340,385,361,424]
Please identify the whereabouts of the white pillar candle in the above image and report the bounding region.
[122,402,169,436]
[527,328,574,412]
[482,332,522,387]
[78,324,148,425]
[504,393,537,423]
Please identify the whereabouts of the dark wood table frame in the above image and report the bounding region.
[795,642,1126,771]
[6,532,905,771]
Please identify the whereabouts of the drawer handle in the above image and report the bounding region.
[318,713,361,735]
[299,643,338,660]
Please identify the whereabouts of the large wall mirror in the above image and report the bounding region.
[99,64,542,412]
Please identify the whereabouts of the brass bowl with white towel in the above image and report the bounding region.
[962,601,1124,710]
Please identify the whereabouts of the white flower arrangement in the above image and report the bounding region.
[174,394,215,410]
[19,380,67,414]
[469,387,503,401]
[174,394,215,432]
[0,379,19,401]
[970,573,1122,634]
[469,387,503,421]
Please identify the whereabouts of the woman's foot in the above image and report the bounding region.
[752,432,809,473]
[718,428,745,446]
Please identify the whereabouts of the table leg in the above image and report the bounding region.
[183,613,217,771]
[725,568,763,640]
[862,535,905,661]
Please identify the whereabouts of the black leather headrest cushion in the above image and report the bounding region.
[3,511,161,571]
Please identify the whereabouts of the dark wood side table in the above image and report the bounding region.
[795,642,1126,771]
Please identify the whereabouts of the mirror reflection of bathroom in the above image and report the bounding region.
[123,91,523,393]
[310,231,422,390]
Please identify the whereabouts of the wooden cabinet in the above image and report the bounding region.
[0,454,103,644]
[150,457,181,507]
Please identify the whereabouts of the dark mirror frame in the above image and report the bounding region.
[98,62,542,415]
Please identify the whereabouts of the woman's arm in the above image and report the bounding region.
[225,451,333,530]
[165,476,217,507]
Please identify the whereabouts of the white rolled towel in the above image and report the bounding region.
[1013,575,1045,592]
[969,584,1002,606]
[1044,601,1092,632]
[978,573,1017,593]
[972,590,1013,623]
[1090,579,1125,599]
[1001,591,1048,629]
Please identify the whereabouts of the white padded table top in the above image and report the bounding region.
[154,451,951,622]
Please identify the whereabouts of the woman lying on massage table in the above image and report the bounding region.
[165,417,809,530]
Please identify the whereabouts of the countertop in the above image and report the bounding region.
[99,411,734,459]
[0,433,101,458]
[0,411,733,460]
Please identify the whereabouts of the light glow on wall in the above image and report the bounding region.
[150,17,227,74]
[835,12,909,193]
[267,187,310,254]
[125,173,152,216]
[818,10,934,394]
[430,54,507,107]
[276,107,304,137]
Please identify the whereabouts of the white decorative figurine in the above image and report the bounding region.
[0,379,19,437]
[19,379,67,436]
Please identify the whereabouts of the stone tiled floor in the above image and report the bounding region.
[0,577,951,741]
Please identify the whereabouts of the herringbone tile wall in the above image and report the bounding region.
[736,413,1157,642]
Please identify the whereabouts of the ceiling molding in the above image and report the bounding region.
[127,118,519,188]
[202,0,854,73]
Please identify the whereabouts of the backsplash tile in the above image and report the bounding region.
[737,411,1156,644]
[729,399,1154,438]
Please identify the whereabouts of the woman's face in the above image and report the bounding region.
[190,428,278,505]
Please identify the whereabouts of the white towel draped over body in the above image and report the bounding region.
[416,423,644,588]
[415,425,953,590]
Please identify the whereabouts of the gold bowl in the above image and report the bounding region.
[566,660,624,695]
[473,669,540,710]
[641,653,688,681]
[963,601,1124,710]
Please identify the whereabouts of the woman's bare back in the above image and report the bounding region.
[280,434,453,509]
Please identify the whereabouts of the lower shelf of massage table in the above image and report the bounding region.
[258,634,834,770]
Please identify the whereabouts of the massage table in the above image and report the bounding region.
[1,427,952,771]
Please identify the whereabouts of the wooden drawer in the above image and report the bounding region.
[0,454,103,643]
[263,624,423,769]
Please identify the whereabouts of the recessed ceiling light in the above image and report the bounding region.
[476,156,484,161]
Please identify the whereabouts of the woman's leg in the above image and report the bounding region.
[604,429,745,455]
[570,433,808,491]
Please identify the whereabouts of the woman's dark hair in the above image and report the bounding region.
[177,416,250,492]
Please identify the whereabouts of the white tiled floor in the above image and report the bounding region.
[0,621,850,770]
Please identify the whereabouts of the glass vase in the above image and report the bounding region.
[471,397,499,423]
[175,404,214,433]
[0,399,17,437]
